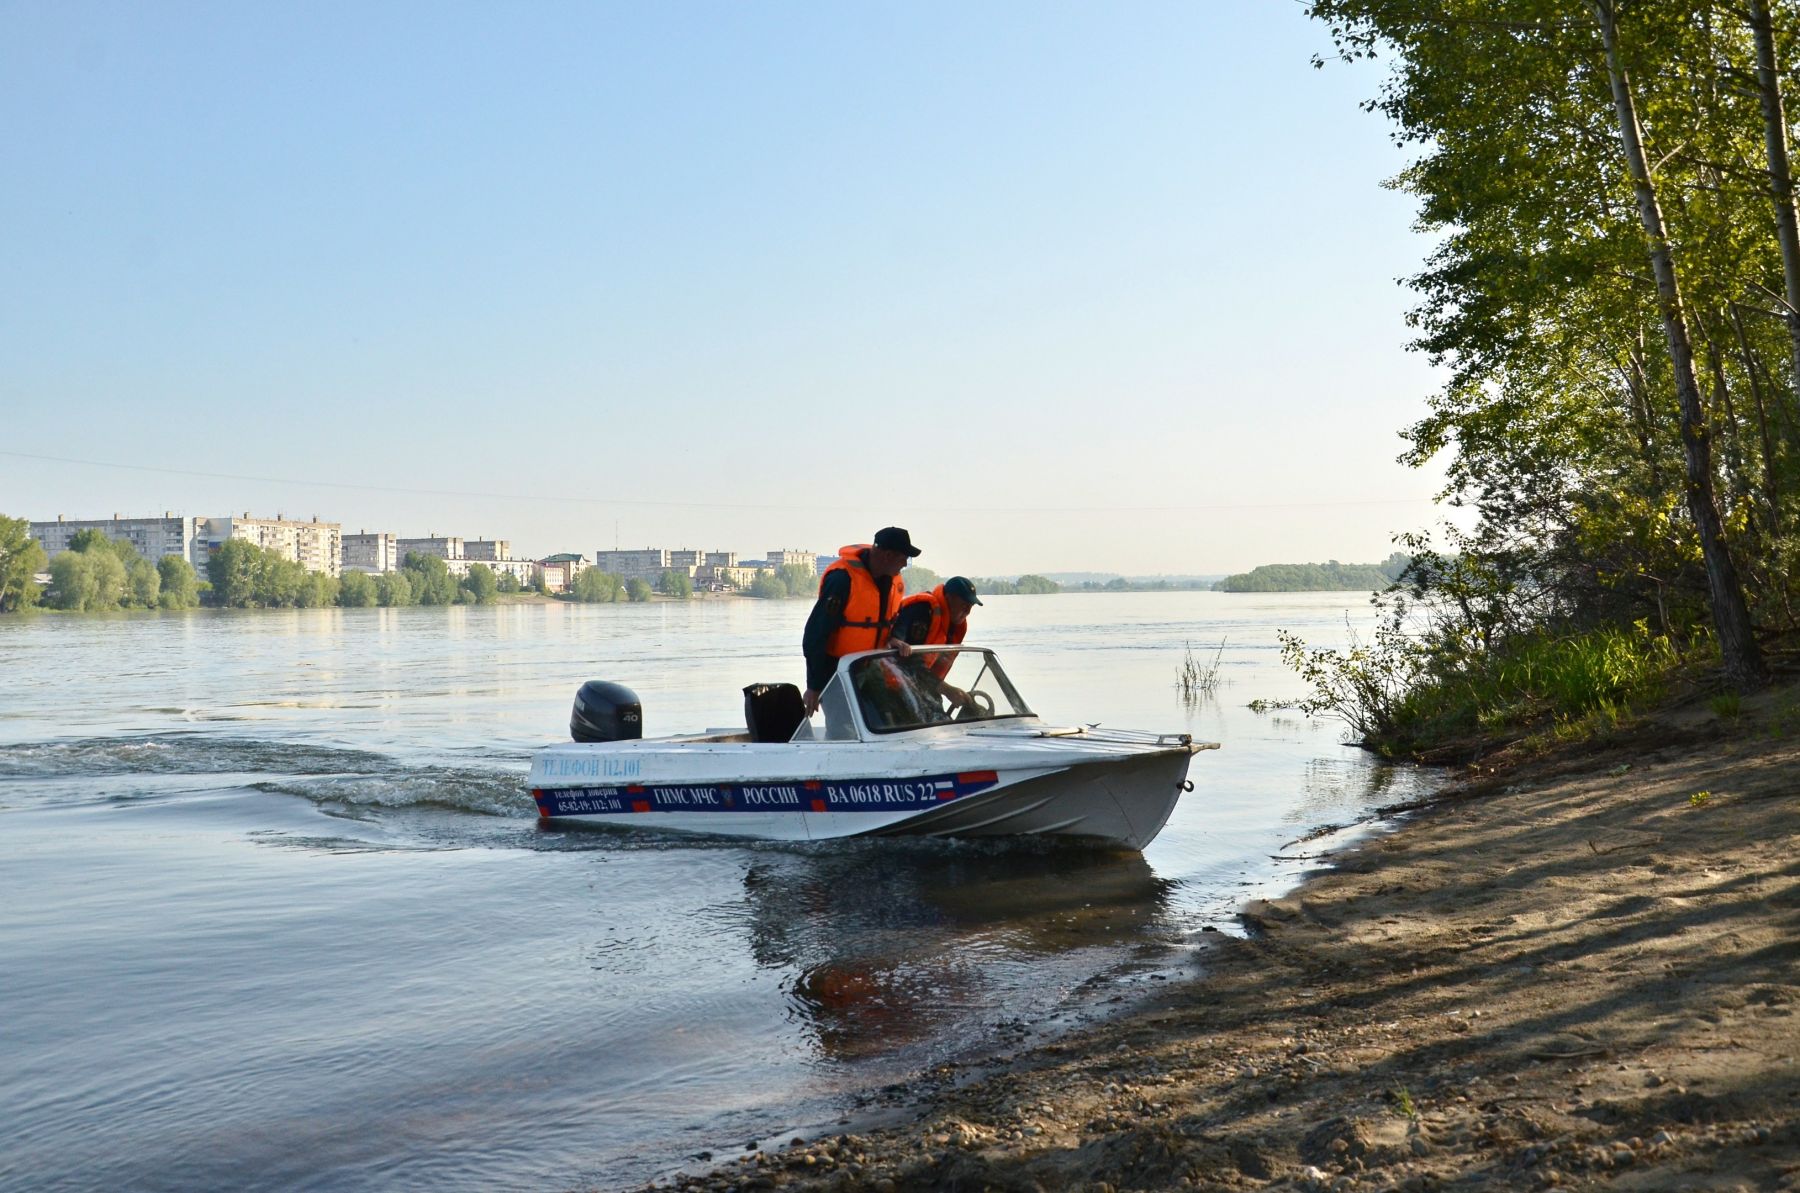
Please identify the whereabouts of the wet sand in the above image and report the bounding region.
[641,684,1800,1192]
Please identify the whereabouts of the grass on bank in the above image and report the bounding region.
[1279,615,1738,761]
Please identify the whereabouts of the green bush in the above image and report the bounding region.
[901,564,941,593]
[401,553,458,606]
[461,563,498,605]
[571,568,624,603]
[156,556,200,609]
[0,515,46,612]
[295,571,339,608]
[376,571,415,607]
[749,571,787,599]
[338,571,378,607]
[1285,609,1683,758]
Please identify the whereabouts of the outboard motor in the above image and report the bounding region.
[570,681,643,743]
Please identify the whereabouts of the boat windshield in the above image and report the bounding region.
[846,649,1033,735]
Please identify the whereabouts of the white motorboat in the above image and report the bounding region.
[528,646,1218,851]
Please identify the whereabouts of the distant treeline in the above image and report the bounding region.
[970,574,1060,595]
[907,565,1060,596]
[0,514,535,613]
[201,542,525,609]
[1216,553,1412,593]
[746,563,822,600]
[0,520,203,612]
[1072,578,1213,592]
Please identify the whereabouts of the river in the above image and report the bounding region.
[0,591,1431,1192]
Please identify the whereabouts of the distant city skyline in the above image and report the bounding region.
[10,469,1431,576]
[2,3,1452,575]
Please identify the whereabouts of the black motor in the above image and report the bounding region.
[571,680,643,743]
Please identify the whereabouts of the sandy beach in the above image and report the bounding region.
[644,684,1800,1192]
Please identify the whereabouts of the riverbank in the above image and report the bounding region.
[645,684,1799,1192]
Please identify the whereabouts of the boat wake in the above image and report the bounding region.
[0,733,529,819]
[251,770,528,818]
[0,734,396,778]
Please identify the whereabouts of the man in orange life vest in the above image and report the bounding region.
[891,575,982,708]
[801,527,919,717]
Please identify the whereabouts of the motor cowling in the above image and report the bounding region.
[571,680,643,743]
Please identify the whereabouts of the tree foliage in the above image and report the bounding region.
[376,571,415,607]
[462,562,499,605]
[749,571,789,599]
[0,515,47,613]
[1218,555,1411,593]
[572,568,624,603]
[972,574,1062,596]
[1292,0,1800,731]
[900,564,941,593]
[204,539,338,608]
[338,570,378,607]
[401,552,459,606]
[657,569,693,599]
[45,533,143,611]
[155,555,199,610]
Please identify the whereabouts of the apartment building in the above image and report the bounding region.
[435,555,536,585]
[594,548,670,580]
[767,549,817,576]
[30,513,208,567]
[396,535,463,563]
[708,564,768,590]
[536,553,588,593]
[202,514,343,577]
[462,539,511,562]
[341,531,398,575]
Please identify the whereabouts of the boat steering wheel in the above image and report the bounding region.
[953,689,996,721]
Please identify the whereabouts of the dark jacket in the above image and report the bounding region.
[891,599,936,647]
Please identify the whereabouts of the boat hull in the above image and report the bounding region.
[531,748,1192,851]
[866,750,1189,850]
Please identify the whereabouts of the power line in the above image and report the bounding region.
[0,449,1440,515]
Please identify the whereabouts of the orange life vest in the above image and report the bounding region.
[821,545,904,657]
[900,585,967,677]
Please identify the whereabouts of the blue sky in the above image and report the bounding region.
[2,1,1447,575]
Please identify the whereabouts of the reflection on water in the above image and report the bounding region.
[734,842,1172,1060]
[0,592,1435,1193]
[1288,755,1411,822]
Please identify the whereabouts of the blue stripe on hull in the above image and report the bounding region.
[533,771,1000,819]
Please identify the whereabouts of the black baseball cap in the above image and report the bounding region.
[945,576,982,606]
[873,526,921,557]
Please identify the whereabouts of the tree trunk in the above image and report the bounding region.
[1695,311,1749,501]
[1747,0,1800,402]
[1620,340,1656,482]
[1593,0,1767,690]
[1728,304,1784,539]
[1623,334,1663,487]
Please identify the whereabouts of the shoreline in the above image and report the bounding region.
[637,686,1800,1192]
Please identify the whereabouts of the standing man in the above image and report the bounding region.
[892,575,982,706]
[801,527,919,716]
